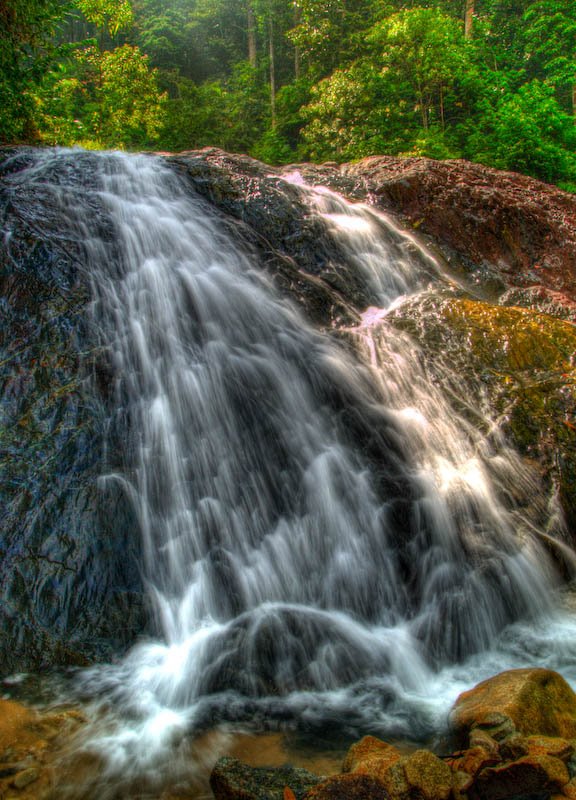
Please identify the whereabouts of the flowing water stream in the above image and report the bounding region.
[4,150,576,797]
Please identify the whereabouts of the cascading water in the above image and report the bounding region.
[3,149,576,793]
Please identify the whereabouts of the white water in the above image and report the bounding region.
[8,151,576,787]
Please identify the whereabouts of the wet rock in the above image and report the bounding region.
[343,745,452,800]
[387,292,576,539]
[401,750,452,800]
[446,745,500,777]
[302,773,389,800]
[12,767,39,789]
[169,149,364,328]
[342,736,403,775]
[467,754,569,800]
[343,156,576,305]
[0,148,145,672]
[469,728,500,755]
[499,286,576,324]
[210,756,322,800]
[558,777,576,798]
[499,734,574,763]
[451,668,576,743]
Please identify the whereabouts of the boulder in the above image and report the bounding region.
[343,155,576,305]
[210,756,322,800]
[467,754,569,800]
[302,773,390,800]
[401,750,453,800]
[343,745,452,800]
[451,668,576,743]
[342,736,403,776]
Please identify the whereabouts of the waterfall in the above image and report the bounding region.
[3,149,575,780]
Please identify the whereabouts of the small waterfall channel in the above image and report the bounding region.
[3,149,576,794]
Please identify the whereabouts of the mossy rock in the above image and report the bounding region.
[388,292,576,537]
[451,668,576,743]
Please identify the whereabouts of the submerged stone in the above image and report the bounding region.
[210,756,322,800]
[302,773,389,800]
[342,735,403,776]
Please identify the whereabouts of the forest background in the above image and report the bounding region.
[1,0,575,190]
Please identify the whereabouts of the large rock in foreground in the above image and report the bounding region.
[211,669,576,800]
[451,668,576,743]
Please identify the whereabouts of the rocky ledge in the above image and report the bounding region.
[171,149,576,320]
[210,668,576,800]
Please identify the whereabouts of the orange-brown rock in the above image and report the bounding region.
[403,750,452,800]
[303,773,390,799]
[451,668,576,743]
[446,745,500,777]
[499,734,574,762]
[341,738,453,800]
[468,728,500,755]
[467,753,570,800]
[342,736,403,778]
[557,777,576,799]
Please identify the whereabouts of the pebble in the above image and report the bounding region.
[12,767,40,789]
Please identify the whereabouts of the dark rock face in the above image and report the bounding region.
[168,149,368,328]
[168,150,576,321]
[0,149,144,673]
[343,155,576,306]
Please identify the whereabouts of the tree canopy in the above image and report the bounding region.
[1,0,574,189]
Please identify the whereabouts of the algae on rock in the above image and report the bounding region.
[387,292,576,538]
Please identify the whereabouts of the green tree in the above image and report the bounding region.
[0,0,66,142]
[464,79,576,183]
[289,0,385,78]
[37,43,166,148]
[523,0,576,117]
[370,8,468,130]
[74,0,133,35]
[301,61,391,161]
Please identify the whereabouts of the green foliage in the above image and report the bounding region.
[0,0,65,142]
[73,0,133,35]
[289,0,386,77]
[37,43,166,148]
[523,0,576,114]
[301,61,390,161]
[465,80,576,183]
[370,8,468,129]
[1,0,575,189]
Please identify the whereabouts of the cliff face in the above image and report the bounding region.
[1,146,575,673]
[0,149,144,672]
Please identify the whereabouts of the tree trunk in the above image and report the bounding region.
[294,5,301,79]
[247,2,257,68]
[464,0,474,39]
[268,12,276,128]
